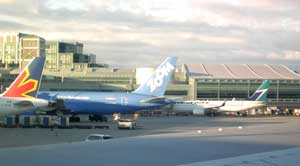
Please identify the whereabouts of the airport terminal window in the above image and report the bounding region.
[165,90,188,96]
[197,92,218,99]
[22,40,37,47]
[197,83,219,89]
[6,36,10,42]
[219,83,248,89]
[267,93,277,99]
[278,89,300,99]
[220,92,248,99]
[22,49,37,59]
[195,80,300,101]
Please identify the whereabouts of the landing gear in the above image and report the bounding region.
[210,113,216,117]
[70,116,80,122]
[236,112,248,116]
[89,115,108,122]
[206,112,216,117]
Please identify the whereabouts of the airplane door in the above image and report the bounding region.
[120,97,128,105]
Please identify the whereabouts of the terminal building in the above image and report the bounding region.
[184,64,300,109]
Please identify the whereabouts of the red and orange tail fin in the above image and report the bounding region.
[1,57,45,98]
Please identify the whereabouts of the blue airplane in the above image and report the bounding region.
[38,57,177,117]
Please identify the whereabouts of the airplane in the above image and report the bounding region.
[0,56,49,115]
[38,56,177,120]
[173,80,270,115]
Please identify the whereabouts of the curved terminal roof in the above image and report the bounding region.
[187,64,300,79]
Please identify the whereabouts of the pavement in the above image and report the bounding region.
[0,116,299,166]
[0,115,289,148]
[179,147,300,166]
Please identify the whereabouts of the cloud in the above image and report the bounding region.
[268,51,300,61]
[0,0,299,68]
[0,0,15,4]
[45,0,88,11]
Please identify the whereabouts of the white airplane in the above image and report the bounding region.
[0,57,49,115]
[173,80,270,115]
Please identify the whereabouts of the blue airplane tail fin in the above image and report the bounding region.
[133,56,177,96]
[248,80,270,102]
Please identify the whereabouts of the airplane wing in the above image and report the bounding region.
[203,100,226,111]
[14,100,34,107]
[140,96,166,103]
[166,97,183,102]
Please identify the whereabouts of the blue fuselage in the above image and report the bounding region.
[38,92,172,115]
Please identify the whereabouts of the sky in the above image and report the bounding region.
[0,0,300,69]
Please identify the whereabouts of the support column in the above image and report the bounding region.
[276,80,279,101]
[247,80,250,98]
[217,80,220,100]
[188,78,197,100]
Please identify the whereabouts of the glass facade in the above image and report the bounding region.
[60,53,73,69]
[45,41,88,69]
[3,35,17,64]
[195,79,300,102]
[22,49,38,59]
[22,40,37,47]
[45,41,58,69]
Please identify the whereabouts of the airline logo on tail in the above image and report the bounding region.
[1,56,45,99]
[147,62,174,92]
[249,89,268,101]
[248,80,270,102]
[3,67,38,98]
[133,56,177,97]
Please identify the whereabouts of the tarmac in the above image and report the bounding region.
[0,116,299,166]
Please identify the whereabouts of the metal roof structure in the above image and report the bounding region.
[187,64,300,79]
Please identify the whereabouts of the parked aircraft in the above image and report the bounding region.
[0,57,49,115]
[173,80,270,115]
[38,57,177,120]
